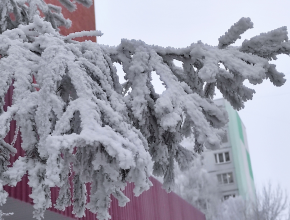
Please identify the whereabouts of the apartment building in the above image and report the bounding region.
[202,98,256,201]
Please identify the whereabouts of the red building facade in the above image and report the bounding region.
[47,0,96,42]
[2,1,206,219]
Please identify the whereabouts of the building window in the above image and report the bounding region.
[223,194,235,200]
[214,152,230,164]
[217,172,234,184]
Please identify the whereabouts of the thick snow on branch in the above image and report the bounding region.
[0,16,152,220]
[0,6,287,220]
[240,26,290,60]
[218,17,253,49]
[56,0,93,12]
[0,0,71,33]
[64,30,103,40]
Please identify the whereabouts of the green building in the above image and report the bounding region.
[203,98,256,201]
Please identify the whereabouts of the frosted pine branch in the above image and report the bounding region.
[218,17,253,49]
[0,0,72,33]
[64,30,103,40]
[240,26,290,60]
[0,2,287,220]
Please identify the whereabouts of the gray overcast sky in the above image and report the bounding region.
[94,0,290,197]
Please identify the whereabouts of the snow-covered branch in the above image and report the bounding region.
[64,30,103,40]
[0,1,288,219]
[240,26,290,60]
[218,17,253,49]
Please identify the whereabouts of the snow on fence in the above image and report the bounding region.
[4,85,205,220]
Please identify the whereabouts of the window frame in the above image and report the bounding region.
[217,172,234,185]
[214,151,231,164]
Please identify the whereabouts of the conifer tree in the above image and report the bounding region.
[0,0,288,219]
